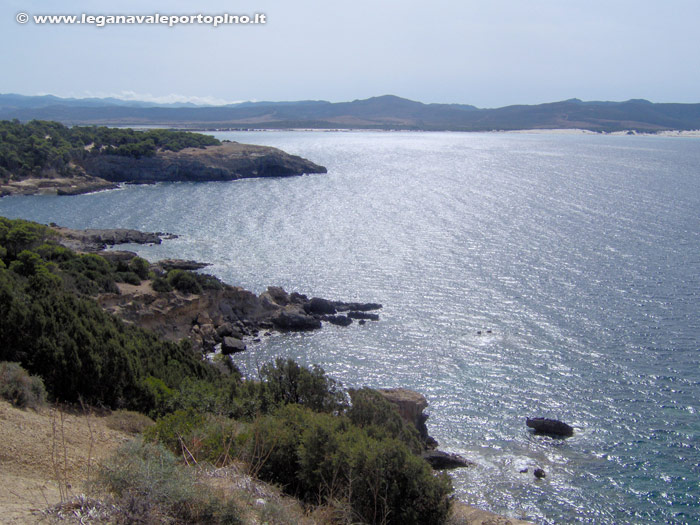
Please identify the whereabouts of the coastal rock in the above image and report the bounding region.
[321,315,353,327]
[305,297,337,315]
[0,174,117,197]
[271,309,323,331]
[334,301,383,312]
[259,286,290,307]
[51,225,163,252]
[421,450,474,470]
[78,142,327,184]
[346,311,380,321]
[221,336,246,354]
[379,388,434,447]
[534,468,546,479]
[526,418,574,438]
[156,259,210,271]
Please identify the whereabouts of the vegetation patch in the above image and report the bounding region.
[0,119,220,181]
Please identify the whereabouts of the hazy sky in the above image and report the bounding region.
[3,0,700,107]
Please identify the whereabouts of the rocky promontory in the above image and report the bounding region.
[45,224,379,352]
[78,142,327,184]
[99,284,382,354]
[0,141,327,197]
[379,388,474,470]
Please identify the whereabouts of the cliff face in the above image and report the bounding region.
[78,142,327,183]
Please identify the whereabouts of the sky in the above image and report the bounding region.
[2,0,700,107]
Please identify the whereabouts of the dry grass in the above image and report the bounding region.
[104,410,155,435]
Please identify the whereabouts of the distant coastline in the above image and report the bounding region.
[3,93,700,133]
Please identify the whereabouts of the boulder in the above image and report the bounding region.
[347,311,379,321]
[221,336,246,354]
[289,292,309,304]
[526,418,574,438]
[271,310,322,331]
[305,297,337,315]
[534,468,546,479]
[260,286,290,306]
[334,301,383,312]
[422,450,473,470]
[322,315,353,327]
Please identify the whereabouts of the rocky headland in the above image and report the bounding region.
[0,141,327,197]
[78,142,327,184]
[49,225,380,354]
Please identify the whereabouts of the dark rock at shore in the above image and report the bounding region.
[322,315,353,327]
[51,225,164,252]
[221,336,246,355]
[347,311,380,321]
[271,310,323,331]
[305,297,337,315]
[422,450,474,470]
[334,301,383,312]
[534,468,546,479]
[526,418,574,438]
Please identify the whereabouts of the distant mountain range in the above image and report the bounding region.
[2,93,700,132]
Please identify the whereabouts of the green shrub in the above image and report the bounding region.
[145,409,242,467]
[97,439,243,524]
[247,405,452,525]
[129,256,150,280]
[114,271,141,285]
[348,387,423,453]
[0,361,47,409]
[151,276,173,292]
[258,358,348,413]
[167,269,203,294]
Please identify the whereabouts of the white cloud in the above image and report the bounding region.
[59,90,247,106]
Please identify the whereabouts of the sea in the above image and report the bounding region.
[1,130,698,524]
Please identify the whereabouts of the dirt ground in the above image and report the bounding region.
[0,401,129,524]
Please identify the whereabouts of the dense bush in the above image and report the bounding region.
[151,276,173,292]
[258,357,348,413]
[247,405,452,525]
[0,361,47,409]
[0,219,218,410]
[167,269,203,294]
[348,387,423,454]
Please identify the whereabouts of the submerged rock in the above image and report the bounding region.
[422,450,474,470]
[526,417,574,438]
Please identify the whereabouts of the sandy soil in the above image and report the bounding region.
[0,401,129,524]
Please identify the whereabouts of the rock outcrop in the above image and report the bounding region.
[378,388,471,470]
[421,450,474,470]
[1,142,327,197]
[50,225,168,252]
[98,283,381,353]
[0,174,117,197]
[78,142,327,184]
[526,418,574,438]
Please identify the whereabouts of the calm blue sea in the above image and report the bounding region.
[1,131,699,524]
